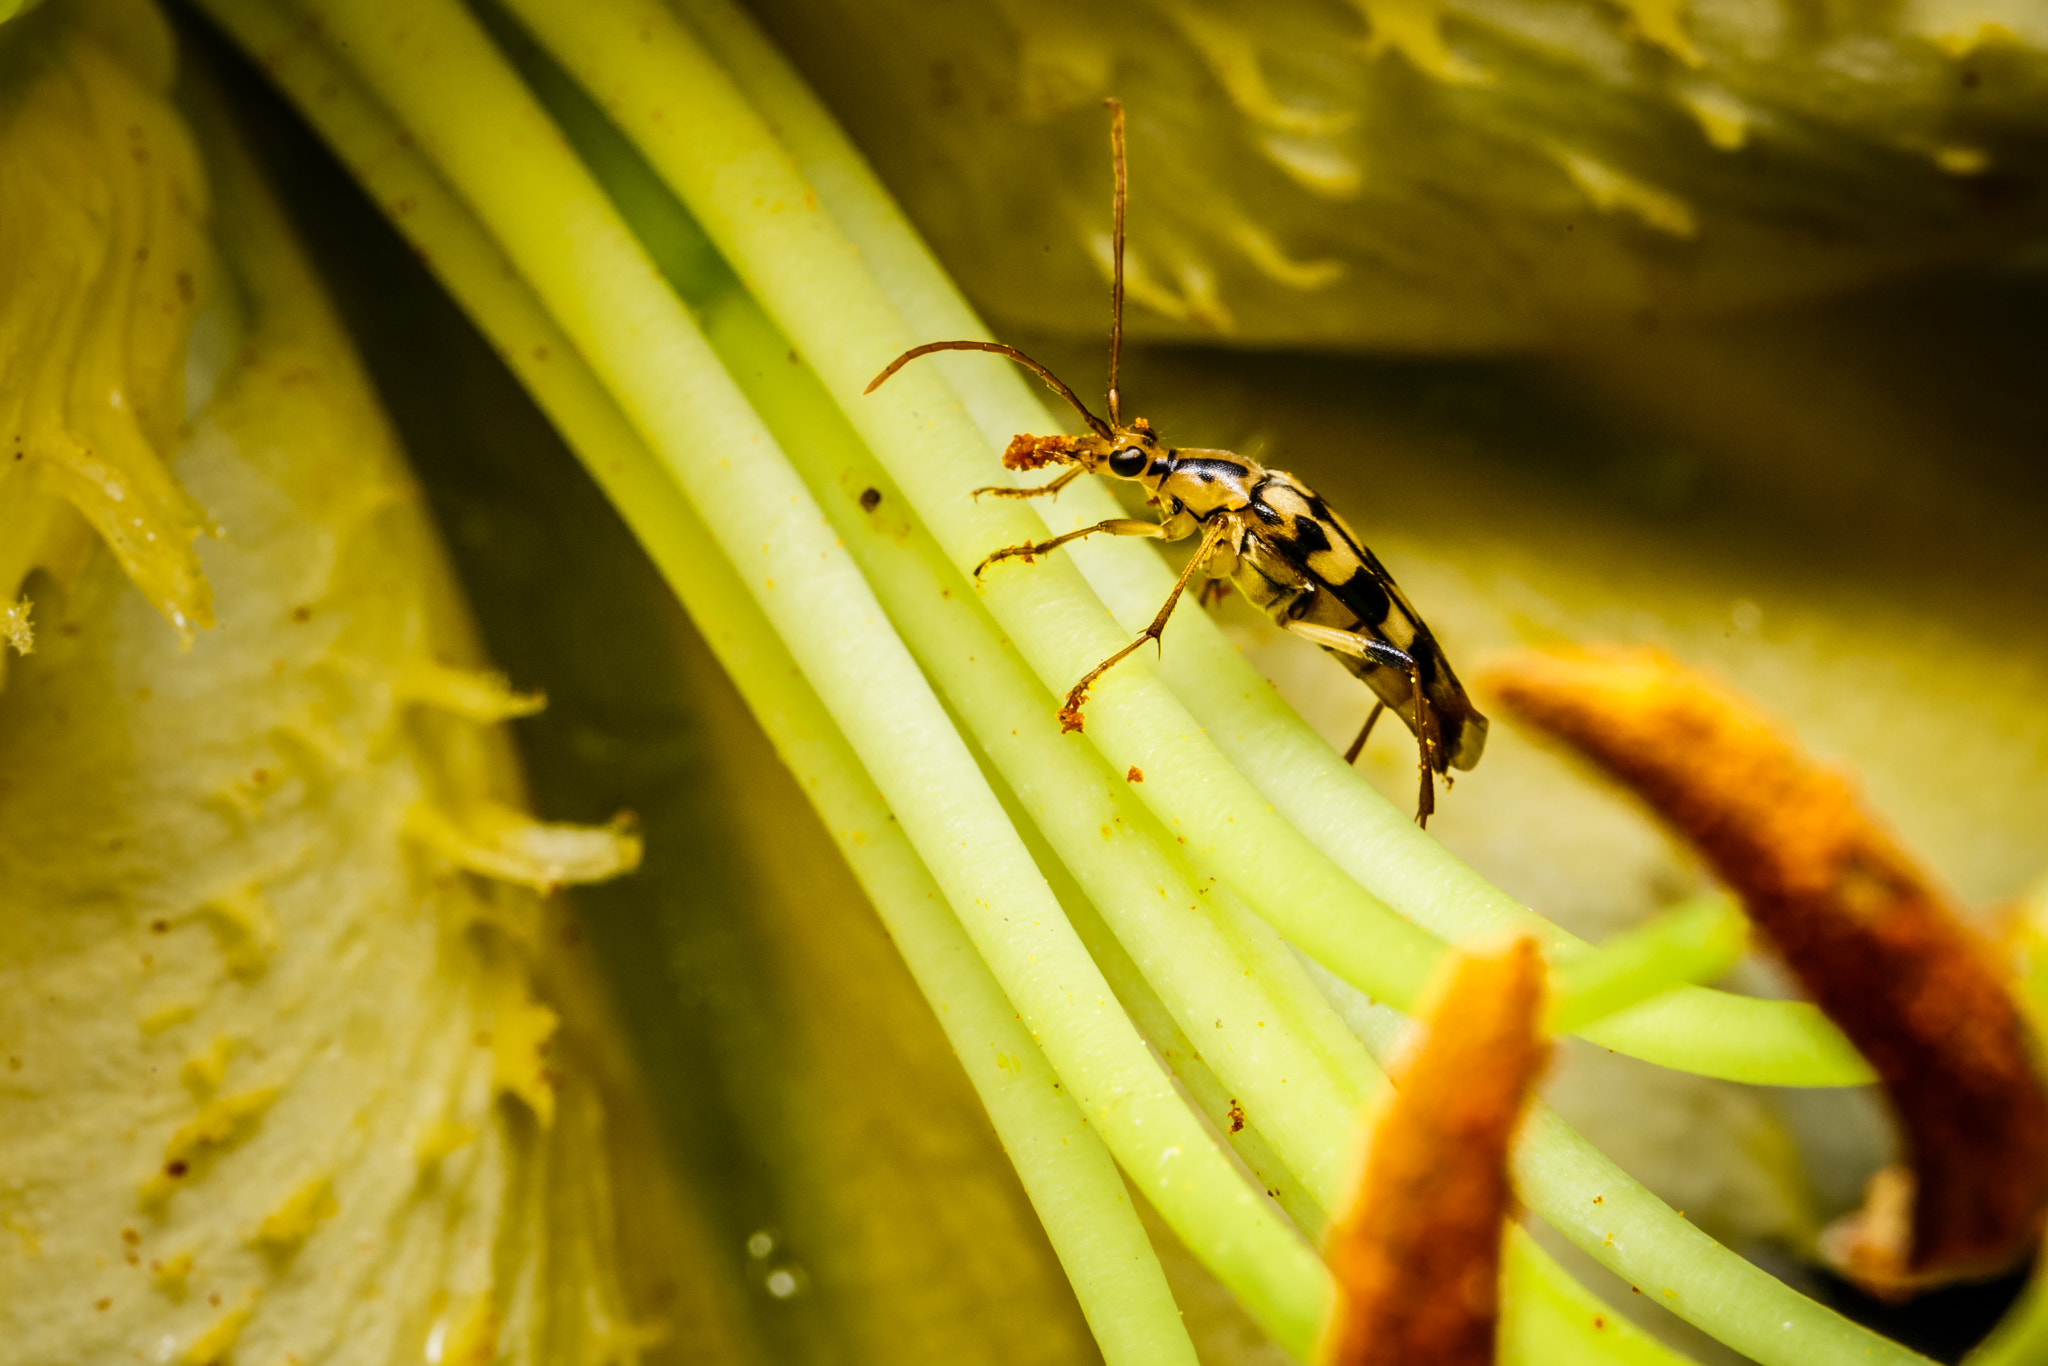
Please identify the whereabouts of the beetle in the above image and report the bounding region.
[866,100,1486,825]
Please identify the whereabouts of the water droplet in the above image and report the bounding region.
[746,1230,775,1259]
[766,1267,802,1299]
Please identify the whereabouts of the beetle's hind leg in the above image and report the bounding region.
[1059,519,1232,732]
[1410,660,1440,828]
[1285,621,1415,674]
[1343,702,1385,765]
[1281,622,1443,826]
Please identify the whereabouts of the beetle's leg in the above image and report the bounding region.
[1283,621,1415,674]
[1196,577,1232,608]
[973,467,1086,501]
[1409,658,1438,828]
[1343,702,1385,765]
[1058,518,1233,732]
[974,516,1175,579]
[1281,624,1442,825]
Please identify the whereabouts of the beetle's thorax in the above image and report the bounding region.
[1149,446,1264,517]
[1092,418,1264,517]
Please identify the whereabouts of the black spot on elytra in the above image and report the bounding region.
[1284,518,1332,556]
[1340,570,1391,625]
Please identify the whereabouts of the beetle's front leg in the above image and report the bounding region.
[972,467,1086,501]
[1058,517,1231,732]
[974,517,1162,577]
[974,513,1188,578]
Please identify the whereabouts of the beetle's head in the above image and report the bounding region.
[1099,418,1165,482]
[1003,418,1165,484]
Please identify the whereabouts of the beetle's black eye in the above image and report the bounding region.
[1107,448,1147,478]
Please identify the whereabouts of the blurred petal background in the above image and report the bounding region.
[3,0,2046,1363]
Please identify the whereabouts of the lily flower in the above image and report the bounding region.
[5,0,2047,1363]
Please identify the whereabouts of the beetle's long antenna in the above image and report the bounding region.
[1105,98,1126,430]
[865,340,1114,439]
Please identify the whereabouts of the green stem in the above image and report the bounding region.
[1498,1234,1693,1366]
[654,0,1871,1089]
[257,5,1327,1347]
[1515,1107,1931,1366]
[489,5,1364,1198]
[185,5,1207,1361]
[1547,896,1748,1036]
[992,762,1332,1233]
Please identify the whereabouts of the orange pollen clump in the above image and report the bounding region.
[1002,433,1082,471]
[1323,938,1547,1366]
[1486,645,2048,1296]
